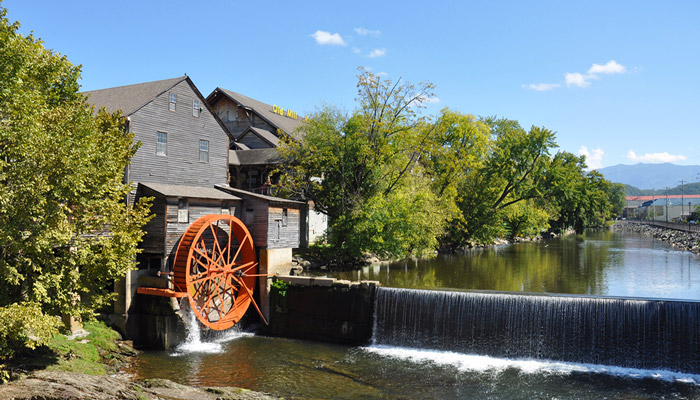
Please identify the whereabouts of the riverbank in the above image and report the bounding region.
[0,321,279,400]
[611,221,700,254]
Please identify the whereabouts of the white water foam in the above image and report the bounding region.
[171,305,253,355]
[363,345,700,385]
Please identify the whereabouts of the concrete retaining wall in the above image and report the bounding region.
[265,276,380,345]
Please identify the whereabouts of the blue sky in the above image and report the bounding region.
[4,0,699,169]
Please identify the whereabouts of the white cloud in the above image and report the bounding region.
[311,30,346,46]
[377,72,388,77]
[422,96,441,104]
[565,72,597,88]
[578,146,605,170]
[367,48,386,58]
[354,27,381,36]
[588,60,626,75]
[525,83,561,91]
[626,150,687,163]
[352,46,362,54]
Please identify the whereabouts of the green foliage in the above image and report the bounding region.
[278,68,454,262]
[0,302,60,365]
[270,278,289,297]
[0,7,152,318]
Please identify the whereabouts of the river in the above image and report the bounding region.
[127,230,700,399]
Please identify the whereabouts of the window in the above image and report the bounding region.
[169,93,176,111]
[282,208,288,227]
[178,198,188,223]
[157,132,167,156]
[193,99,200,117]
[199,140,209,162]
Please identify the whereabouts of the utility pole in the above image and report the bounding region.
[665,187,669,223]
[680,179,685,220]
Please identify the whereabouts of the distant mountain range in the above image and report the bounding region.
[596,163,700,194]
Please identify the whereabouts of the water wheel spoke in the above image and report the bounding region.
[231,273,267,325]
[192,244,218,268]
[230,260,257,274]
[190,270,221,286]
[208,222,227,266]
[174,214,257,330]
[227,234,249,268]
[202,276,224,321]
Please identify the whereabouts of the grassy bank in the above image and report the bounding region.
[5,320,135,379]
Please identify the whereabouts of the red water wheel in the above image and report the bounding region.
[172,214,265,330]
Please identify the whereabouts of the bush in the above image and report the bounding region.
[0,302,60,362]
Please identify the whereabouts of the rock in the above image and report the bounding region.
[611,221,700,254]
[0,370,280,400]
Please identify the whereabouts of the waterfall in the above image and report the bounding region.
[174,302,223,354]
[372,287,700,374]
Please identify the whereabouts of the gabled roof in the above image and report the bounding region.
[239,126,280,148]
[207,88,305,140]
[83,76,187,116]
[139,182,241,201]
[229,149,282,166]
[84,76,235,142]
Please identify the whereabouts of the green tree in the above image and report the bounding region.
[546,152,615,233]
[278,68,453,262]
[0,6,151,330]
[448,117,558,245]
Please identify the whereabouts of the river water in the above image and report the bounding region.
[128,230,700,399]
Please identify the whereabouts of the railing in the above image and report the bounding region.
[630,220,700,233]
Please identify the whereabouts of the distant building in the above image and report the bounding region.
[625,195,700,221]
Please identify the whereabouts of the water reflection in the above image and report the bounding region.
[320,231,700,299]
[128,334,700,399]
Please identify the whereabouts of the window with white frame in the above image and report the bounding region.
[169,93,176,111]
[156,132,167,156]
[199,140,209,163]
[193,99,200,117]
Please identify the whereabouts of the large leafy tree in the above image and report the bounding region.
[0,7,151,325]
[447,118,558,245]
[278,68,454,262]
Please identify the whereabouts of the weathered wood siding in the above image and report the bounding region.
[215,97,276,140]
[267,206,300,249]
[238,132,272,149]
[241,197,269,248]
[128,80,229,188]
[137,193,167,255]
[163,198,238,262]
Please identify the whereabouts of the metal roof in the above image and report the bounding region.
[229,149,282,166]
[83,76,187,116]
[215,184,305,206]
[139,182,241,201]
[208,88,305,141]
[240,126,281,147]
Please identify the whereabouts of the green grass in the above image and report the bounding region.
[10,320,132,376]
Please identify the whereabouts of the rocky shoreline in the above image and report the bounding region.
[611,221,700,254]
[0,370,280,400]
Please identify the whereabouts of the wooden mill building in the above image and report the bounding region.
[85,76,322,341]
[206,88,306,194]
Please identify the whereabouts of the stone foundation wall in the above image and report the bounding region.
[265,276,380,345]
